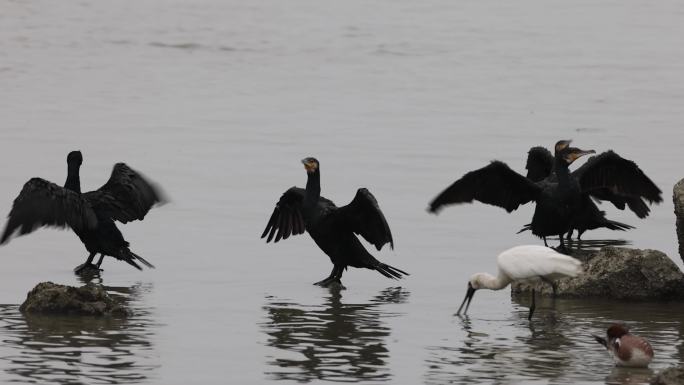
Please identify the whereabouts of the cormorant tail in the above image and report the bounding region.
[374,261,409,280]
[599,219,634,231]
[119,249,155,270]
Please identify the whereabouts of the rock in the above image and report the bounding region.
[512,247,684,299]
[674,179,684,264]
[652,366,684,385]
[19,282,129,316]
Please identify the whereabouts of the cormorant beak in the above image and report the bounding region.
[456,282,476,316]
[565,148,595,163]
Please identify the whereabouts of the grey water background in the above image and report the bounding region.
[1,0,683,383]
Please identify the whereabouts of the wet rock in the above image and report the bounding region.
[674,179,684,264]
[512,247,684,299]
[20,282,128,316]
[651,366,684,385]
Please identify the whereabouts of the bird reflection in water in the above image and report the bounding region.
[262,286,409,382]
[0,276,157,384]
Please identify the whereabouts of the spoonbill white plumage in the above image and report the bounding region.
[456,245,582,320]
[593,324,654,367]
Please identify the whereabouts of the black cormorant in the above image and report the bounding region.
[1,151,164,273]
[520,145,657,240]
[261,157,408,287]
[519,146,636,240]
[428,140,661,250]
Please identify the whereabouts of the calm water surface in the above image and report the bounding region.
[1,0,683,383]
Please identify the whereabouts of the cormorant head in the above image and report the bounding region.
[554,140,595,164]
[67,150,83,166]
[301,157,319,174]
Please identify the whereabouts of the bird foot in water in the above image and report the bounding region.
[313,278,346,290]
[74,263,102,275]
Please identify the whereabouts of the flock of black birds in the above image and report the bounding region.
[0,140,663,287]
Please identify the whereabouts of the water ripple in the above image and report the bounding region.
[261,287,409,383]
[0,283,159,384]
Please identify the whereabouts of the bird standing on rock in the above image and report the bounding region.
[261,157,408,287]
[593,324,654,367]
[1,151,164,274]
[456,245,582,320]
[429,140,661,252]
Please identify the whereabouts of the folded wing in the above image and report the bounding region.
[428,161,542,213]
[84,163,164,224]
[1,178,98,244]
[332,188,393,251]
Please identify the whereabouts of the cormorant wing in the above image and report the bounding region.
[572,151,662,204]
[333,188,393,251]
[525,146,554,182]
[84,163,164,224]
[261,187,307,243]
[428,161,542,213]
[0,178,98,244]
[584,188,651,218]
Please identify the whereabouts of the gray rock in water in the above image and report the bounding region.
[674,179,684,264]
[20,282,129,316]
[652,366,684,385]
[512,247,684,299]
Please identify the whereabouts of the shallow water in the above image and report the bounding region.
[1,0,684,383]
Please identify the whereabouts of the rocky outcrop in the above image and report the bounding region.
[652,367,684,385]
[20,282,128,316]
[675,179,684,264]
[512,247,684,299]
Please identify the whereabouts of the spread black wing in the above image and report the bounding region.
[261,187,307,243]
[83,163,164,224]
[586,188,651,218]
[573,151,662,204]
[332,188,393,251]
[525,146,554,182]
[428,161,542,213]
[1,178,98,244]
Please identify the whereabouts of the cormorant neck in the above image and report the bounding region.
[64,164,81,193]
[304,169,320,206]
[554,157,571,183]
[474,272,512,291]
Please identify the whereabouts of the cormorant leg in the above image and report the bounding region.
[556,234,569,254]
[95,254,106,268]
[543,237,548,247]
[528,289,536,321]
[314,265,339,286]
[74,252,97,274]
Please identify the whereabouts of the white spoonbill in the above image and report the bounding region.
[456,245,582,320]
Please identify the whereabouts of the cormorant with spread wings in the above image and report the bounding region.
[1,151,164,274]
[518,146,637,240]
[428,140,661,250]
[261,157,408,287]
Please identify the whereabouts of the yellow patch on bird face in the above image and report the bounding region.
[304,161,318,172]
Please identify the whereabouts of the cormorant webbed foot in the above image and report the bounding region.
[74,263,102,275]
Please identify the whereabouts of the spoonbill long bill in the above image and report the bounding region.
[456,245,582,320]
